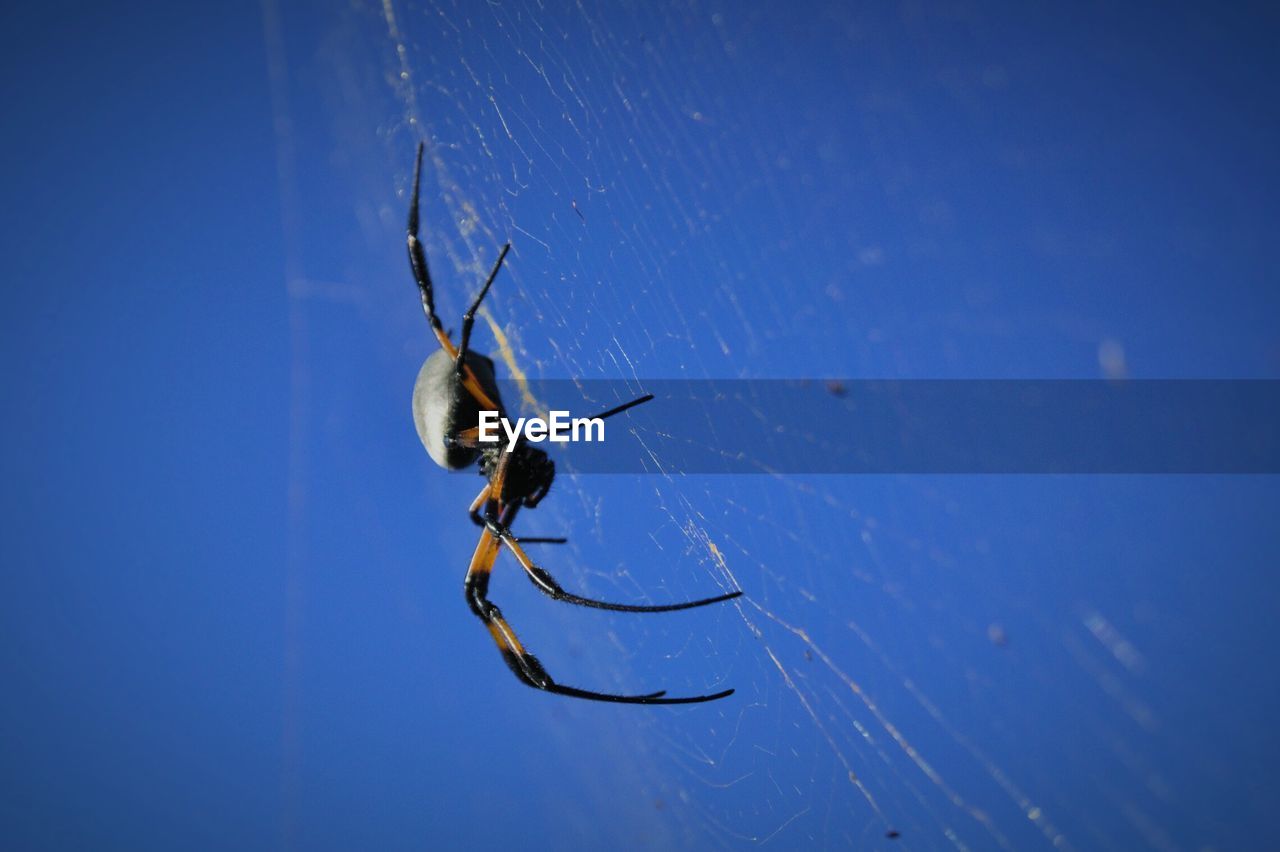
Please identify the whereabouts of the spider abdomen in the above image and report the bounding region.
[412,348,504,470]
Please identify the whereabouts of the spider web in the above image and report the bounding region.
[266,1,1280,848]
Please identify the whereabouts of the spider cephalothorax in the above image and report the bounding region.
[478,443,553,509]
[405,142,740,704]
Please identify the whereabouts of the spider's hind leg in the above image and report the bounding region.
[463,527,730,705]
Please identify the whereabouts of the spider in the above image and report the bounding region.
[406,144,742,705]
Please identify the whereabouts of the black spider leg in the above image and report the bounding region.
[407,142,449,351]
[582,392,655,421]
[490,508,743,613]
[463,532,662,700]
[519,459,554,510]
[407,143,505,415]
[456,242,511,377]
[463,472,733,704]
[468,481,566,543]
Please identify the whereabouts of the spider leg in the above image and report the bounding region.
[450,426,489,455]
[407,143,453,356]
[468,482,491,522]
[523,485,551,510]
[463,527,733,704]
[406,142,502,412]
[469,483,566,543]
[445,426,485,455]
[583,393,655,421]
[488,520,744,613]
[456,243,511,377]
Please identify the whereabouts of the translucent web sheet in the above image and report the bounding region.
[266,1,1279,848]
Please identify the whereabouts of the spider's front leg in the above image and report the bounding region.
[406,142,503,413]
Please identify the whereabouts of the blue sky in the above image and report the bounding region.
[2,1,1278,849]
